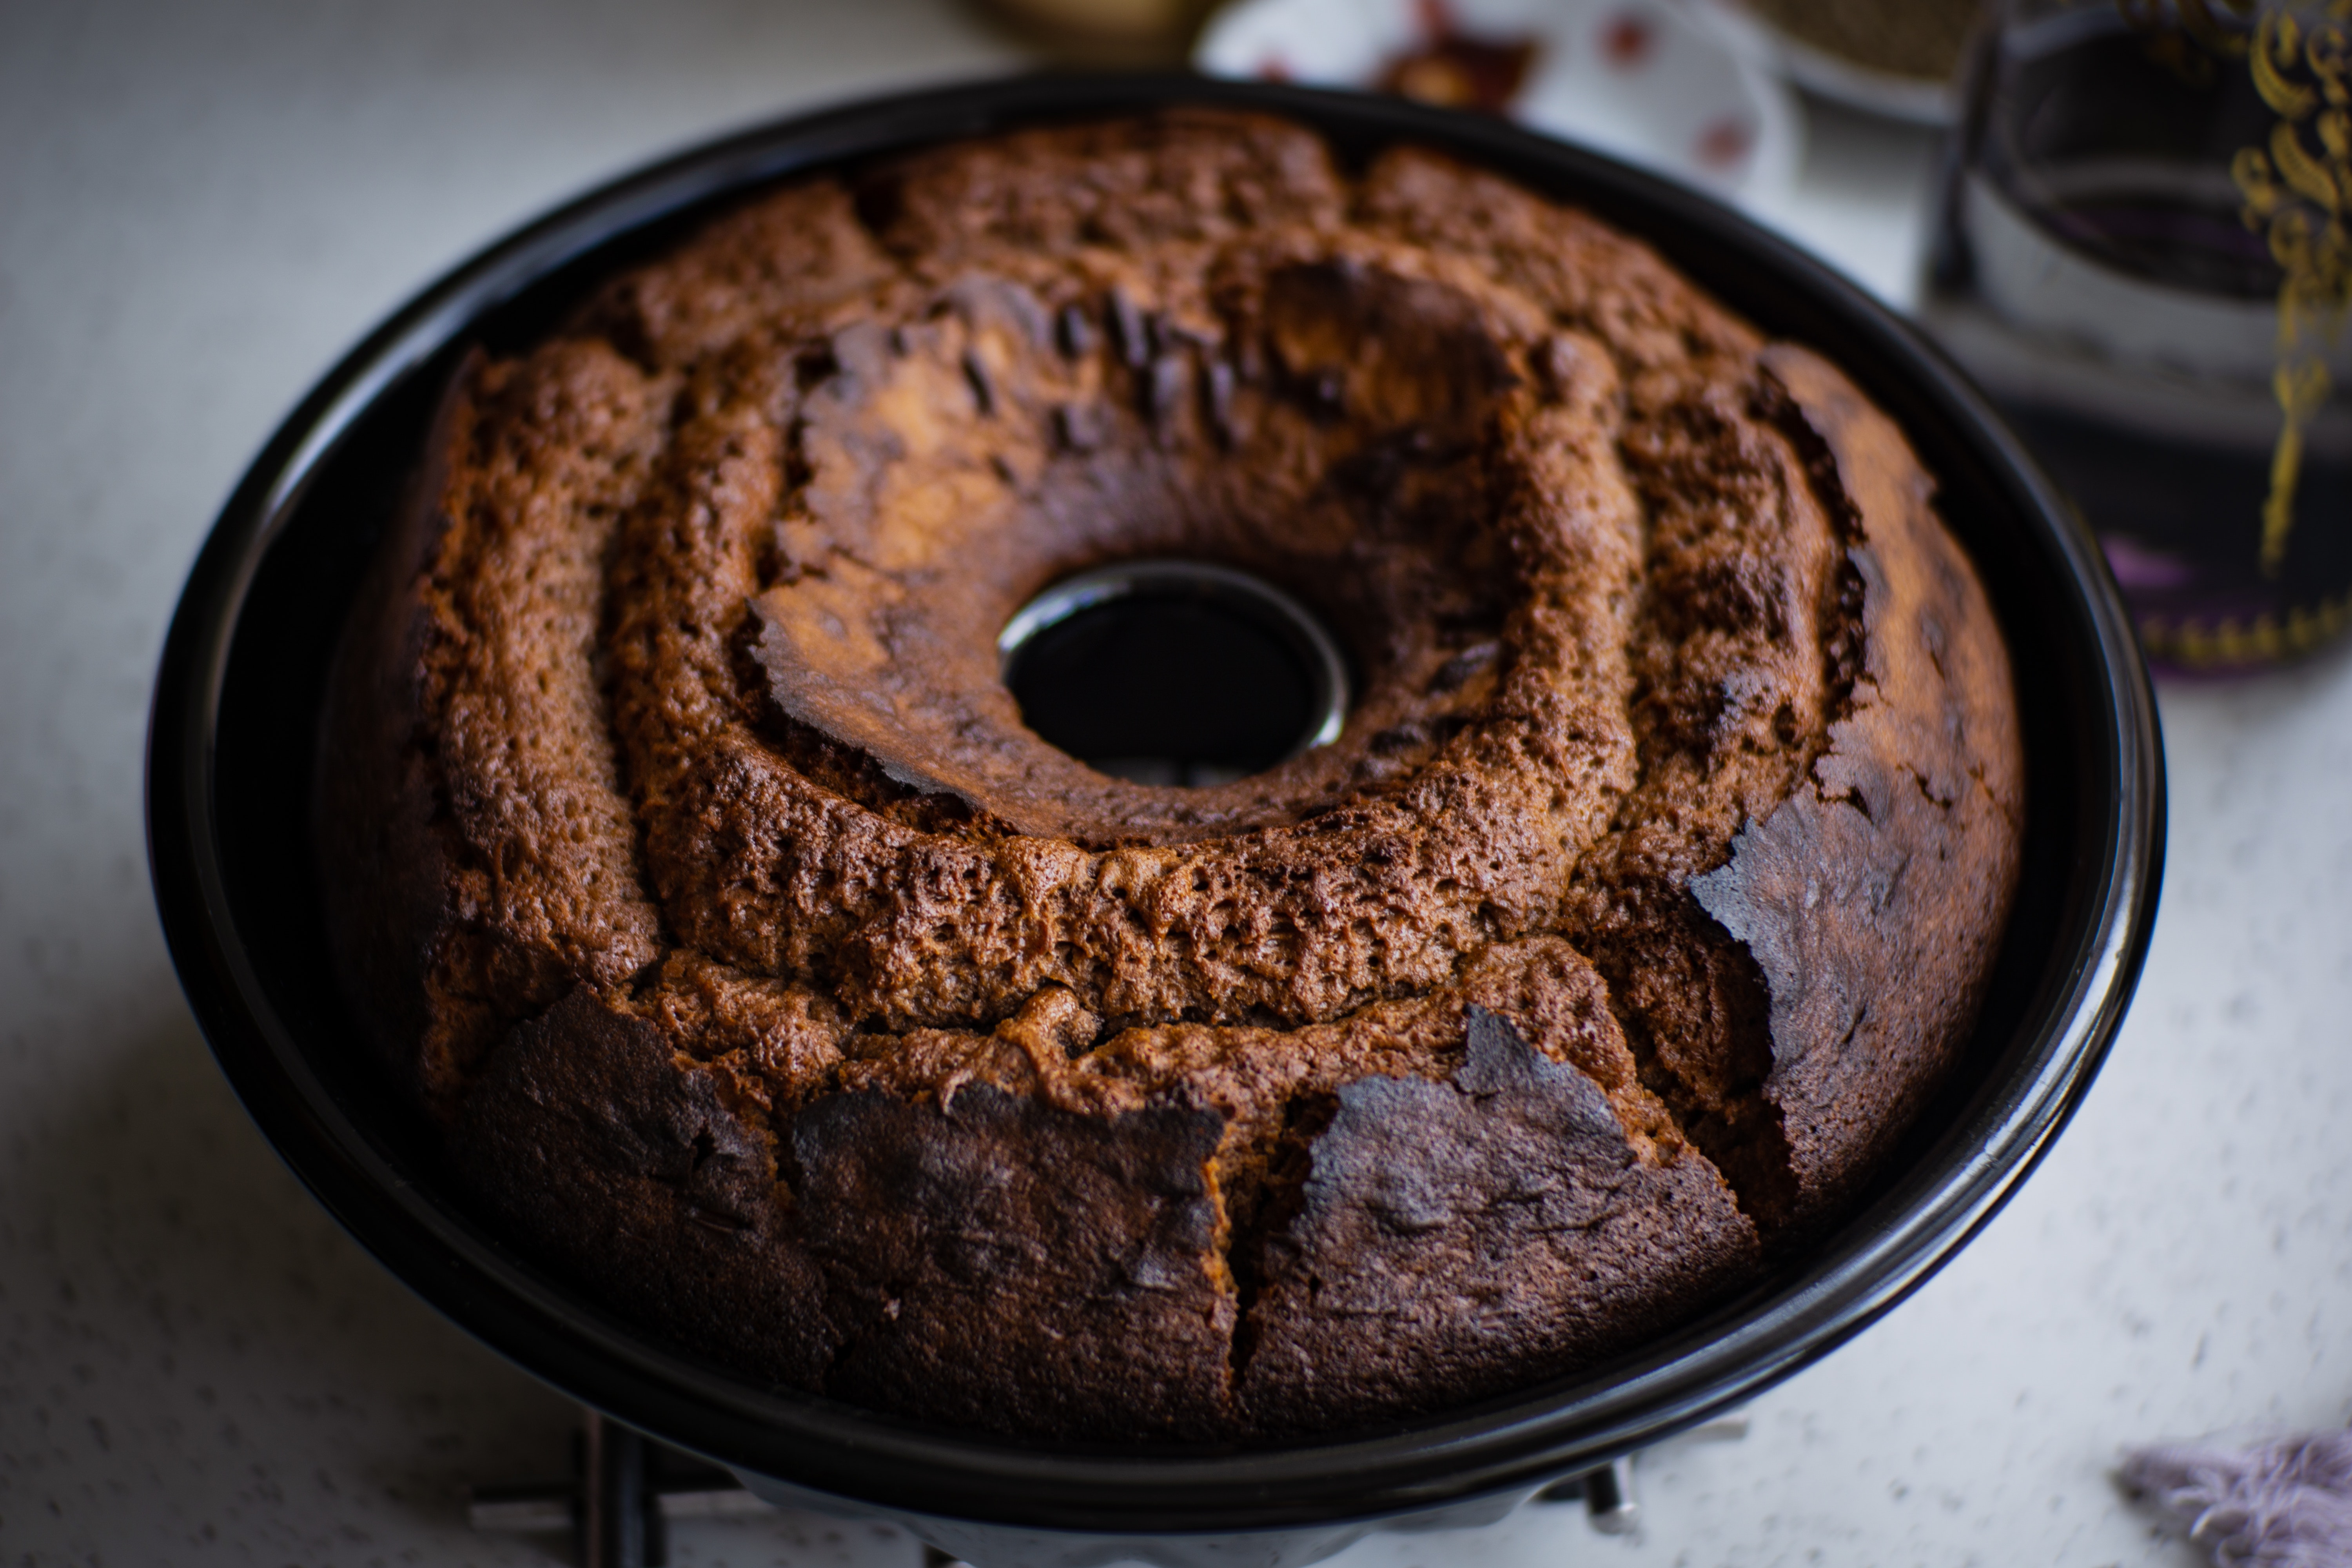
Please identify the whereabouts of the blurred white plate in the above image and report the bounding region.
[1194,0,1802,213]
[1684,0,1961,125]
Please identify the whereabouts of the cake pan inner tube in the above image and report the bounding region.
[998,558,1353,786]
[146,73,2164,1568]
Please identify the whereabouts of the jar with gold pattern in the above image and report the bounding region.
[1924,0,2352,670]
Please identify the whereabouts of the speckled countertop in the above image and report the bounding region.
[4,4,2347,1565]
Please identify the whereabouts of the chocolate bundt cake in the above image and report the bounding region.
[316,110,2024,1442]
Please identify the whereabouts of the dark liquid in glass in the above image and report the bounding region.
[1927,10,2352,670]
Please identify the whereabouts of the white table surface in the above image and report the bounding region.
[4,4,2347,1565]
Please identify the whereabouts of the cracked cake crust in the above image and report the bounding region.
[315,110,2023,1442]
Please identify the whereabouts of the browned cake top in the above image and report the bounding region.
[318,109,2024,1440]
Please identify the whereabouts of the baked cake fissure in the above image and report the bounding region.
[317,110,2024,1442]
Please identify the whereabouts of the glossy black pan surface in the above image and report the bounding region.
[148,73,2162,1537]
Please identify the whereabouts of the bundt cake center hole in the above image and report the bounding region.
[998,561,1349,787]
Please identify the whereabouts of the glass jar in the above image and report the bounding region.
[1922,0,2352,671]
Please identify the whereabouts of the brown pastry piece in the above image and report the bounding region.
[316,109,2023,1443]
[1234,1004,1759,1433]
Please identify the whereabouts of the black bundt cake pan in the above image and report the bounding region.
[147,73,2161,1559]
